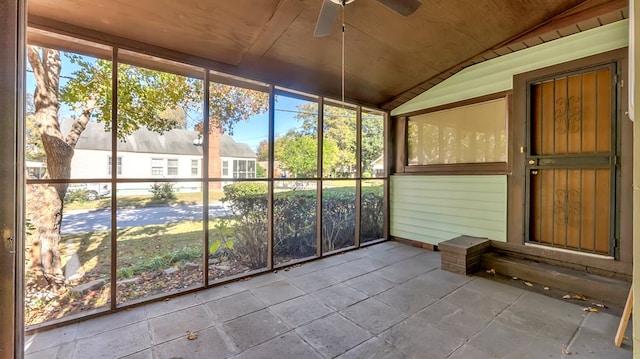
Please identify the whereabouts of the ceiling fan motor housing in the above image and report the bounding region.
[330,0,355,5]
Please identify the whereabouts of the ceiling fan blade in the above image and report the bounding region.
[376,0,422,16]
[314,0,341,37]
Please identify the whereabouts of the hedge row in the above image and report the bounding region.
[220,182,383,267]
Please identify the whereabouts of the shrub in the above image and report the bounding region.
[149,182,176,200]
[220,183,383,260]
[361,186,384,240]
[65,189,91,203]
[273,189,317,259]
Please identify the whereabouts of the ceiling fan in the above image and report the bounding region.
[313,0,422,37]
[313,0,421,104]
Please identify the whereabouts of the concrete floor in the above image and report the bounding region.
[24,241,633,359]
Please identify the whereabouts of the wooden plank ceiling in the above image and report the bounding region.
[27,0,628,111]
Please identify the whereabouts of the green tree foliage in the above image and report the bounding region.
[274,132,317,177]
[275,103,384,177]
[274,131,340,177]
[361,112,384,174]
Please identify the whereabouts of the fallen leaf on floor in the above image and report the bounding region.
[582,307,599,312]
[284,268,290,271]
[544,286,550,290]
[487,269,496,276]
[524,281,533,287]
[573,294,587,301]
[562,294,571,300]
[187,332,198,340]
[562,349,572,355]
[591,303,607,308]
[164,298,171,302]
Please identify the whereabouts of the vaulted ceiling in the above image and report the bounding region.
[27,0,628,110]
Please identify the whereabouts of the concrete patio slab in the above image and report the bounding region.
[23,241,632,359]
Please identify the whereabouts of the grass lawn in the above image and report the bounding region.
[59,218,234,280]
[64,190,226,211]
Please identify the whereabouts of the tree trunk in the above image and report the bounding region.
[26,47,71,289]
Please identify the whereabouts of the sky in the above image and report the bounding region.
[26,50,310,152]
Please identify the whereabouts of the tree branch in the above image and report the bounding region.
[27,47,47,95]
[65,95,98,147]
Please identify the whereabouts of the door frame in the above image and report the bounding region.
[508,48,632,276]
[0,0,25,358]
[523,63,619,258]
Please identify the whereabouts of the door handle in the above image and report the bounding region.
[2,227,14,254]
[528,159,536,165]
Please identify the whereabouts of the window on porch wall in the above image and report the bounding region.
[407,98,507,165]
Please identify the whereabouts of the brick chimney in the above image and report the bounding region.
[208,124,222,190]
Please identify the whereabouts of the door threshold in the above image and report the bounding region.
[524,242,614,260]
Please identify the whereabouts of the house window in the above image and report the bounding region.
[108,156,122,175]
[167,158,179,176]
[151,158,164,176]
[407,98,507,165]
[233,159,256,178]
[191,159,199,176]
[222,160,229,176]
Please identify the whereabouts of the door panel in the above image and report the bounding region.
[527,65,616,256]
[0,0,22,357]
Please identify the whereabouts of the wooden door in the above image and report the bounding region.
[526,65,617,256]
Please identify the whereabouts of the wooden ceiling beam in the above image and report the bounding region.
[243,0,305,62]
[28,15,238,75]
[498,0,627,48]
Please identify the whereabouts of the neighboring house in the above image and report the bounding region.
[370,155,384,178]
[65,120,257,194]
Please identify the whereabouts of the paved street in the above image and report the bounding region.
[61,203,232,235]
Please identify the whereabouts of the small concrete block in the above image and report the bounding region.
[163,267,179,275]
[438,236,489,255]
[71,279,105,294]
[440,236,489,274]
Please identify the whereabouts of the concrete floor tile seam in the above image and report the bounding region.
[460,287,528,345]
[562,312,599,352]
[270,306,337,330]
[214,324,242,357]
[143,298,205,320]
[248,284,307,306]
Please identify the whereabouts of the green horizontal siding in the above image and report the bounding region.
[390,175,507,245]
[391,20,628,116]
